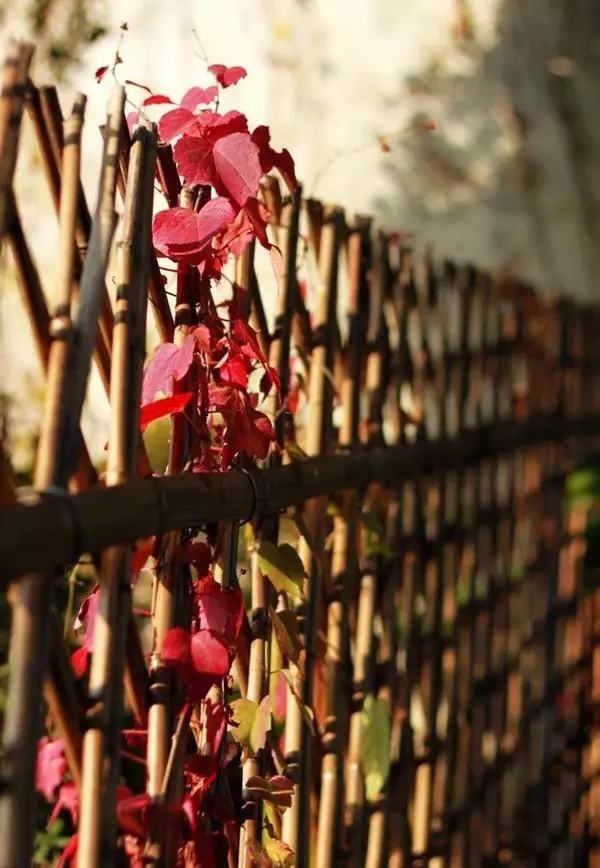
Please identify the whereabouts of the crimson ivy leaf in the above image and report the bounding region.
[173,135,217,187]
[158,107,196,142]
[126,111,139,134]
[212,132,262,208]
[153,199,236,263]
[208,64,247,88]
[251,125,298,193]
[73,586,99,653]
[36,738,67,802]
[243,196,271,249]
[190,629,231,677]
[162,627,192,667]
[95,65,108,83]
[139,391,193,431]
[142,93,173,106]
[141,334,195,404]
[49,781,78,825]
[179,541,212,576]
[181,85,218,110]
[195,576,244,646]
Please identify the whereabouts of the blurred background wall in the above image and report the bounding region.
[1,0,600,467]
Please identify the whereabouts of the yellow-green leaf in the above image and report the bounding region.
[230,698,258,747]
[229,696,271,756]
[270,608,304,671]
[264,838,295,866]
[286,441,309,462]
[258,542,305,598]
[360,694,391,802]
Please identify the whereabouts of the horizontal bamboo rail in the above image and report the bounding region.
[1,415,598,584]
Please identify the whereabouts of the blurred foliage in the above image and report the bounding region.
[4,0,110,79]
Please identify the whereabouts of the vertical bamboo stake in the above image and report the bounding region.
[0,94,85,868]
[145,184,197,862]
[281,205,340,868]
[315,219,369,868]
[0,41,33,241]
[54,85,124,489]
[238,185,301,867]
[78,123,156,866]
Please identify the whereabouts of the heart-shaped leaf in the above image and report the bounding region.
[257,542,305,598]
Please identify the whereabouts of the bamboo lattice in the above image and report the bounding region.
[1,41,600,868]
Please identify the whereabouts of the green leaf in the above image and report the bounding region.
[230,698,257,747]
[230,696,272,756]
[286,441,309,462]
[566,467,600,505]
[360,694,391,802]
[361,509,393,559]
[270,608,304,671]
[258,542,305,598]
[265,837,295,866]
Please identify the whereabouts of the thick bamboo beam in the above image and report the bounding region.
[1,413,598,585]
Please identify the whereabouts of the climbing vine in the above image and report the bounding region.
[35,57,299,867]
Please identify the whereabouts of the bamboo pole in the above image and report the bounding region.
[78,122,157,867]
[145,183,197,864]
[54,85,124,488]
[238,185,301,867]
[315,219,369,867]
[282,204,341,867]
[1,413,598,585]
[0,42,34,241]
[0,93,87,868]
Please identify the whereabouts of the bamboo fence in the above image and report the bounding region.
[1,40,600,867]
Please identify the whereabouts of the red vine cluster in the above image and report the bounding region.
[36,60,298,867]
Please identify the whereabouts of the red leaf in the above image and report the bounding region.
[116,792,151,838]
[126,111,140,134]
[36,738,67,802]
[139,392,193,431]
[251,125,298,192]
[231,318,267,365]
[141,334,196,404]
[173,135,217,187]
[243,196,271,249]
[95,65,108,83]
[192,323,213,354]
[217,351,251,389]
[158,107,197,142]
[162,627,192,667]
[181,85,218,110]
[142,93,173,106]
[179,541,212,575]
[56,834,78,868]
[50,781,79,825]
[73,586,99,653]
[152,199,236,264]
[212,132,262,207]
[131,537,155,579]
[70,646,88,678]
[201,110,248,142]
[213,208,255,259]
[208,64,247,88]
[190,629,231,677]
[195,577,244,645]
